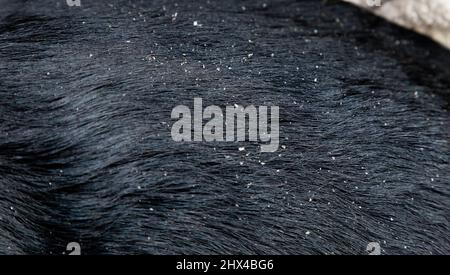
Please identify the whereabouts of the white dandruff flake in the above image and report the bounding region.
[238,147,245,151]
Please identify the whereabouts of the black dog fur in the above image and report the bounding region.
[0,0,449,254]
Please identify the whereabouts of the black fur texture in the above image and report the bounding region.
[0,0,449,255]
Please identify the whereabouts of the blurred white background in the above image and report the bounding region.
[343,0,450,49]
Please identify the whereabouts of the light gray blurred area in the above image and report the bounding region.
[343,0,450,49]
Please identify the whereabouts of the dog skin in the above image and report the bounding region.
[0,0,449,255]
